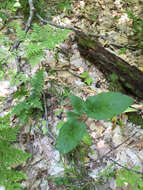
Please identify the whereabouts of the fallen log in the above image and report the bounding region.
[75,32,143,99]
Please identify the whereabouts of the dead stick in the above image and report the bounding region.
[98,131,138,160]
[10,0,35,73]
[109,158,143,175]
[36,13,78,32]
[37,14,138,51]
[11,0,35,51]
[42,91,56,141]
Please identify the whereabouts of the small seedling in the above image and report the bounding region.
[55,108,63,116]
[56,92,133,154]
[84,77,94,85]
[118,47,127,55]
[81,72,94,86]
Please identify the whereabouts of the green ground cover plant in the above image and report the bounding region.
[56,92,133,154]
[0,1,141,189]
[12,69,44,124]
[0,114,30,190]
[116,167,143,190]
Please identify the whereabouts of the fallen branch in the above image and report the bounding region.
[76,31,143,99]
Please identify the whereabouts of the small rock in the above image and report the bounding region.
[90,122,97,131]
[88,149,98,160]
[0,186,5,190]
[116,149,128,166]
[126,148,142,166]
[0,81,16,97]
[40,180,49,190]
[89,168,100,178]
[70,57,84,68]
[99,14,114,29]
[96,140,110,156]
[44,50,56,68]
[112,133,123,147]
[109,177,116,190]
[48,159,64,176]
[116,23,130,33]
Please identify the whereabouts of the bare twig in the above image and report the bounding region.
[15,55,21,73]
[109,158,143,175]
[12,0,35,51]
[11,0,35,73]
[83,132,142,175]
[50,68,82,79]
[36,14,140,51]
[25,0,35,33]
[108,41,138,51]
[36,13,78,32]
[98,131,143,175]
[97,131,138,161]
[42,91,56,141]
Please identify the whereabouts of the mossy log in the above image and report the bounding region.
[75,32,143,99]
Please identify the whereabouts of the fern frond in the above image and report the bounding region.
[0,141,29,168]
[42,24,70,50]
[31,69,44,97]
[25,43,44,66]
[23,23,70,66]
[0,126,19,142]
[12,69,44,124]
[0,169,27,190]
[0,115,30,190]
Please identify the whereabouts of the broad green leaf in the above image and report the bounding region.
[56,121,65,130]
[66,111,80,119]
[85,92,134,120]
[69,95,85,115]
[56,119,86,154]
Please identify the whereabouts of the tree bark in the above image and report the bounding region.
[76,32,143,99]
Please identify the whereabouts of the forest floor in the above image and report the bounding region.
[0,0,143,190]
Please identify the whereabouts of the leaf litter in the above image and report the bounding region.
[0,0,143,189]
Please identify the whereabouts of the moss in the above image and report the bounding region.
[78,37,96,49]
[128,112,143,129]
[124,82,133,89]
[108,74,124,92]
[115,62,139,80]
